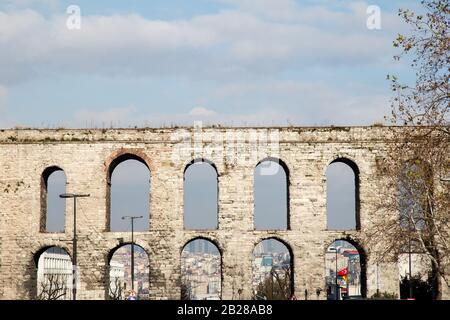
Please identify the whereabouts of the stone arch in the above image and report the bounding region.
[180,236,223,255]
[105,149,152,231]
[252,237,294,300]
[325,156,360,175]
[398,158,433,230]
[256,157,291,180]
[254,157,290,230]
[34,244,72,267]
[107,241,150,264]
[40,166,67,232]
[107,242,150,300]
[324,237,367,299]
[325,157,360,230]
[183,158,219,176]
[183,158,219,230]
[105,148,155,175]
[180,237,223,300]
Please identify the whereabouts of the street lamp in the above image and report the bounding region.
[407,208,415,300]
[122,215,143,292]
[408,234,413,299]
[59,193,90,300]
[335,246,339,300]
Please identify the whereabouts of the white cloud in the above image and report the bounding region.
[1,0,59,11]
[0,1,409,127]
[69,79,388,128]
[189,107,217,117]
[209,80,390,125]
[216,0,301,21]
[0,2,403,84]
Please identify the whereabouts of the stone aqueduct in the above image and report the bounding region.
[0,126,444,300]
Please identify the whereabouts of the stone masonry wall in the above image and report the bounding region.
[0,126,444,300]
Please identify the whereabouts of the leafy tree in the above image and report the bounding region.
[370,291,399,300]
[400,273,434,300]
[389,0,448,129]
[253,266,292,300]
[367,0,449,300]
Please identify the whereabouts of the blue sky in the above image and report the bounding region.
[0,0,420,128]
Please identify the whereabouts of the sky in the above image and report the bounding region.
[0,0,420,128]
[254,160,288,230]
[184,162,218,230]
[326,162,356,230]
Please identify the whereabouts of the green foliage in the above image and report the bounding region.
[370,291,398,300]
[370,0,450,300]
[388,0,449,127]
[399,273,435,300]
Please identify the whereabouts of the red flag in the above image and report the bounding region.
[337,267,348,277]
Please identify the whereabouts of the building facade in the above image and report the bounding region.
[0,126,448,300]
[36,247,73,300]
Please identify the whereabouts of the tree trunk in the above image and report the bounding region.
[431,260,442,300]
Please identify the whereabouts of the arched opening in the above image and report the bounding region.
[108,244,149,300]
[252,238,293,300]
[108,154,150,231]
[398,159,434,299]
[254,158,289,230]
[326,158,360,230]
[41,167,66,232]
[398,159,431,231]
[184,159,218,230]
[36,246,72,300]
[181,238,222,300]
[325,239,366,300]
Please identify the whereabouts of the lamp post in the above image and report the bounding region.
[59,193,90,301]
[408,234,413,299]
[376,262,380,296]
[122,215,143,291]
[407,208,415,300]
[335,246,339,300]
